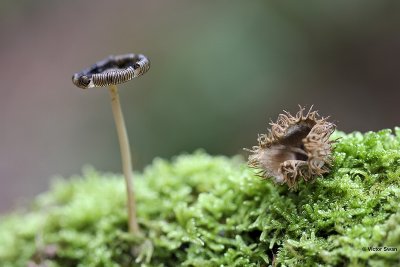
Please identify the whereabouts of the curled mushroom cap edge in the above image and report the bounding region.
[72,53,150,89]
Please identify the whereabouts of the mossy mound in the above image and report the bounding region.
[1,130,400,266]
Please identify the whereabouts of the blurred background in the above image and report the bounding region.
[1,0,399,213]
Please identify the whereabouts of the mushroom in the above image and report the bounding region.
[246,106,336,189]
[72,53,150,234]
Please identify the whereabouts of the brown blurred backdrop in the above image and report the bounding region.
[1,0,399,213]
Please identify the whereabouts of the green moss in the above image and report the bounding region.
[1,129,399,266]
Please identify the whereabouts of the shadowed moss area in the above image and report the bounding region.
[1,129,400,267]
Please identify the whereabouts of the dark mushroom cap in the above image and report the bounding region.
[72,53,150,89]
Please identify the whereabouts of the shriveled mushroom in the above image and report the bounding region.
[246,106,336,189]
[72,53,150,234]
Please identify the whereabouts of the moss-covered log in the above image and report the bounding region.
[1,130,399,266]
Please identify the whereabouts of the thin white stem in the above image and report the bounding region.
[108,84,139,234]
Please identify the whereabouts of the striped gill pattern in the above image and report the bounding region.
[72,53,150,89]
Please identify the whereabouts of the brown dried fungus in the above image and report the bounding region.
[246,106,336,189]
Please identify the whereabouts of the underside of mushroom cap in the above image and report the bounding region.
[247,106,336,189]
[72,53,150,89]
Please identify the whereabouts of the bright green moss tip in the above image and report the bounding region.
[1,129,400,266]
